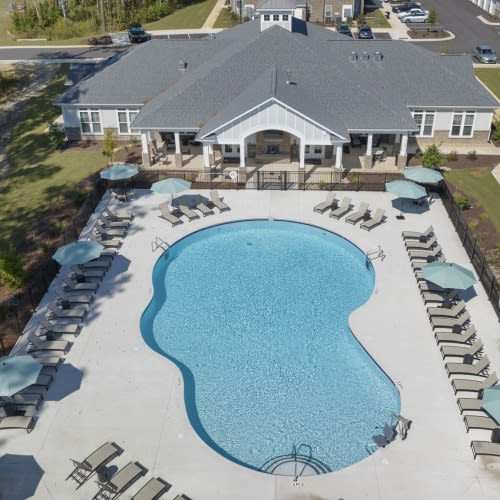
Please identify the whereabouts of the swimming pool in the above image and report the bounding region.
[141,220,400,474]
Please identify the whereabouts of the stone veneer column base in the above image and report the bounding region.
[397,154,407,168]
[360,155,373,169]
[298,169,305,187]
[238,167,247,183]
[142,152,151,168]
[174,153,183,169]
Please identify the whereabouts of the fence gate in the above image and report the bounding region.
[257,171,289,190]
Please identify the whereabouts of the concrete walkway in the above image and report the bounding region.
[492,163,500,185]
[202,0,227,29]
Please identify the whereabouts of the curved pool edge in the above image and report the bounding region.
[139,217,402,476]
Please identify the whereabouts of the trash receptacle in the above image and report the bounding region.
[385,11,391,19]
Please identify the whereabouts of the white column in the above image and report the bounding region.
[335,145,343,169]
[400,134,408,157]
[239,138,246,168]
[299,140,305,169]
[141,132,148,154]
[366,134,373,156]
[203,143,210,169]
[174,132,181,154]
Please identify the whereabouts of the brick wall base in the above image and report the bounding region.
[417,130,491,149]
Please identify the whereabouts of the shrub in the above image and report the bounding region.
[0,244,25,290]
[447,150,458,161]
[47,19,96,40]
[454,193,471,210]
[47,124,66,149]
[492,120,500,144]
[466,150,477,160]
[102,129,116,162]
[422,144,444,168]
[428,8,437,25]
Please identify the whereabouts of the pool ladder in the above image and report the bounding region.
[151,236,170,252]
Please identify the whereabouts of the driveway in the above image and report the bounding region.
[415,0,500,54]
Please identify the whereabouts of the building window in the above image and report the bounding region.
[412,110,435,137]
[224,144,233,153]
[264,14,270,20]
[314,146,322,154]
[282,14,289,20]
[305,146,310,153]
[117,110,139,135]
[450,111,475,137]
[79,110,102,134]
[273,14,279,20]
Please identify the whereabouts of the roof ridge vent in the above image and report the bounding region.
[374,50,383,61]
[350,51,358,62]
[361,51,369,61]
[178,59,187,71]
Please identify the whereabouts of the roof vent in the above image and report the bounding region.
[350,51,358,62]
[362,51,369,61]
[374,51,383,61]
[178,59,187,71]
[285,69,296,85]
[209,33,216,39]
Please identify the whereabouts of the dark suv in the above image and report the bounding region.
[128,24,151,43]
[337,23,353,37]
[357,25,374,39]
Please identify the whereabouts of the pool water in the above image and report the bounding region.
[141,220,400,473]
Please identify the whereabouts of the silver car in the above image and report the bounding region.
[474,45,497,64]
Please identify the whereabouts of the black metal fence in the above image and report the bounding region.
[2,169,498,353]
[440,182,500,320]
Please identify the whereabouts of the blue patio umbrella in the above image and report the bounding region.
[100,163,139,181]
[385,179,427,200]
[404,167,443,185]
[151,178,191,196]
[481,386,500,424]
[421,262,477,290]
[53,240,104,266]
[0,355,42,397]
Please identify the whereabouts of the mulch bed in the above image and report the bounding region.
[408,155,500,170]
[407,31,449,39]
[482,12,500,23]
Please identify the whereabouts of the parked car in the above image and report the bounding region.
[399,9,429,22]
[337,23,353,37]
[357,25,374,39]
[473,45,497,64]
[128,24,151,43]
[392,2,421,13]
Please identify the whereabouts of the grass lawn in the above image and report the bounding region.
[444,168,500,233]
[474,68,500,100]
[145,0,218,30]
[213,7,239,28]
[365,10,391,28]
[0,67,108,248]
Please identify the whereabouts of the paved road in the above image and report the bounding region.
[0,46,127,62]
[416,0,500,54]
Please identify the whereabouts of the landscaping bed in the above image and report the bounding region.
[407,30,449,39]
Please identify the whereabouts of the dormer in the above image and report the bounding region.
[256,0,297,31]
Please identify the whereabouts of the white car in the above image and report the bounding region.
[399,8,429,22]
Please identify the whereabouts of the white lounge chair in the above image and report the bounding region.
[210,190,230,212]
[94,461,148,499]
[457,397,482,413]
[330,197,352,219]
[196,202,214,217]
[408,246,443,261]
[64,280,99,292]
[28,338,71,354]
[345,202,369,225]
[427,301,466,319]
[405,235,438,250]
[446,355,489,377]
[103,207,133,221]
[360,209,386,231]
[430,311,471,331]
[47,304,88,321]
[402,226,434,241]
[131,477,171,500]
[313,193,337,213]
[464,415,497,432]
[471,441,500,458]
[452,371,497,394]
[0,408,35,433]
[178,205,200,221]
[440,339,483,359]
[159,202,182,226]
[435,325,476,345]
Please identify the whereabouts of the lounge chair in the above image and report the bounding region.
[0,408,35,433]
[446,355,489,377]
[40,319,81,335]
[330,197,352,219]
[131,477,171,500]
[30,373,53,389]
[47,304,88,321]
[313,192,337,213]
[93,461,148,500]
[422,290,458,305]
[418,280,447,293]
[93,235,122,249]
[195,202,214,217]
[159,203,183,226]
[28,338,71,354]
[360,209,385,231]
[452,371,498,394]
[427,301,466,319]
[464,415,498,432]
[16,385,48,398]
[411,254,445,271]
[435,325,476,344]
[210,190,230,212]
[9,393,43,409]
[94,223,127,238]
[103,208,133,221]
[430,311,471,331]
[66,441,124,488]
[81,258,112,270]
[57,293,94,306]
[64,280,99,292]
[471,441,500,458]
[405,236,438,250]
[178,205,200,221]
[98,217,130,230]
[402,226,434,241]
[408,246,443,261]
[440,339,483,359]
[457,397,482,413]
[345,202,369,225]
[31,354,63,369]
[70,270,105,283]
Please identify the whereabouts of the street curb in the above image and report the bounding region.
[477,15,500,26]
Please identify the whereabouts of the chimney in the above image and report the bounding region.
[350,51,358,62]
[178,59,187,71]
[374,51,383,61]
[361,51,369,61]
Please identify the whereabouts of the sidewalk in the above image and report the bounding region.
[202,0,227,29]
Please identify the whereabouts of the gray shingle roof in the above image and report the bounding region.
[59,19,498,136]
[257,0,299,9]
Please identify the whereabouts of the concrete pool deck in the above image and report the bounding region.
[2,190,500,500]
